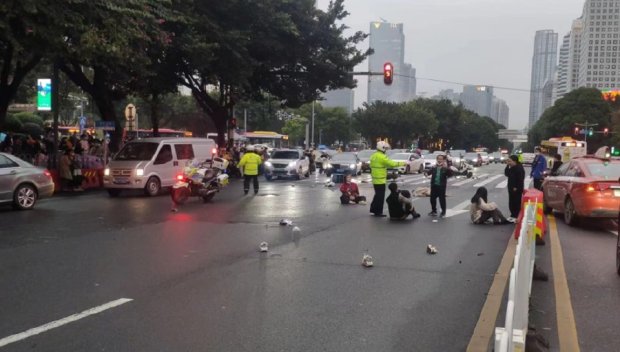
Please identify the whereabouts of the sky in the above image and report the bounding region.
[316,0,586,129]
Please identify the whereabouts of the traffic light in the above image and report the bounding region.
[588,128,594,136]
[383,62,393,85]
[574,127,579,135]
[604,127,609,136]
[612,146,620,156]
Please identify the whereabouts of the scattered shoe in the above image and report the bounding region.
[279,219,293,226]
[426,244,438,254]
[428,211,438,217]
[259,242,269,252]
[362,254,374,267]
[440,212,446,218]
[412,212,421,219]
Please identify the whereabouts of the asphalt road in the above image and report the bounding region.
[2,163,609,351]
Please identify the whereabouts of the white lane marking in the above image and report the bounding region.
[452,199,472,211]
[473,174,504,188]
[443,199,472,218]
[525,177,533,189]
[496,179,508,188]
[0,298,133,348]
[452,178,476,186]
[610,230,618,236]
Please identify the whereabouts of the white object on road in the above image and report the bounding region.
[292,226,301,233]
[279,219,293,226]
[259,242,269,252]
[426,245,438,254]
[362,254,374,267]
[473,174,504,188]
[0,298,133,348]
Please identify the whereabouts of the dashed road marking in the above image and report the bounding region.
[0,298,133,348]
[472,174,504,188]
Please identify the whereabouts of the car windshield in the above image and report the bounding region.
[451,150,466,156]
[586,162,620,179]
[465,153,478,158]
[392,153,411,160]
[114,142,159,161]
[331,153,357,162]
[357,150,374,158]
[271,151,300,159]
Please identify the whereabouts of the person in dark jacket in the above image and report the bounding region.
[428,154,453,217]
[530,147,547,190]
[505,155,525,219]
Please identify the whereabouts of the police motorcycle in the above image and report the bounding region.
[171,157,230,205]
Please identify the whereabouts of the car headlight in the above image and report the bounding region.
[264,161,272,168]
[349,164,355,169]
[104,168,110,176]
[136,169,144,176]
[288,161,296,168]
[326,163,332,168]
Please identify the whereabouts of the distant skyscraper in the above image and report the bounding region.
[321,88,354,115]
[434,89,461,105]
[578,0,620,90]
[367,21,416,103]
[461,85,494,118]
[568,18,583,92]
[556,33,571,99]
[492,97,510,128]
[528,30,558,128]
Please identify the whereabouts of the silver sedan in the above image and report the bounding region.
[0,153,55,210]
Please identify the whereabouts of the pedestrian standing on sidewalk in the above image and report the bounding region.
[369,141,405,217]
[428,154,453,218]
[531,147,547,190]
[505,155,525,220]
[238,145,262,195]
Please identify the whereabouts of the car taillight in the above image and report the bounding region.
[43,170,52,178]
[212,148,217,155]
[586,183,613,192]
[176,174,184,181]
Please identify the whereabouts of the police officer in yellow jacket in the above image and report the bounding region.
[369,141,405,216]
[238,145,262,195]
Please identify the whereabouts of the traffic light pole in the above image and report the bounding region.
[575,121,599,143]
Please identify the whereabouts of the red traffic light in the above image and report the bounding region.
[574,127,579,135]
[383,62,393,85]
[604,127,609,136]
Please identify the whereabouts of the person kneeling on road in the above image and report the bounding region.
[470,187,512,225]
[339,174,366,205]
[387,182,421,220]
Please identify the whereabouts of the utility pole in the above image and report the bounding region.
[311,101,315,148]
[244,109,247,132]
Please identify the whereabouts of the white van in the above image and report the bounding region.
[103,138,217,197]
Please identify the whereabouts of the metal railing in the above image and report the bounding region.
[494,202,537,351]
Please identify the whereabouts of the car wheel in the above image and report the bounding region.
[295,169,302,180]
[405,166,410,174]
[144,176,161,196]
[171,187,190,204]
[418,165,424,174]
[357,170,362,176]
[107,189,122,197]
[564,197,579,227]
[326,171,332,177]
[202,193,215,203]
[13,184,37,210]
[304,169,310,178]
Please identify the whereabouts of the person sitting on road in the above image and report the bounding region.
[470,187,512,225]
[386,182,421,220]
[339,174,366,205]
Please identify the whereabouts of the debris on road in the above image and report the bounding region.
[279,219,293,226]
[477,252,484,256]
[426,245,438,254]
[414,187,431,197]
[362,254,374,267]
[292,226,301,233]
[432,219,438,223]
[259,242,269,252]
[171,208,178,213]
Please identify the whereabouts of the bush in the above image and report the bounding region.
[4,115,23,133]
[14,112,44,127]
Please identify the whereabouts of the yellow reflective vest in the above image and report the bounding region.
[238,152,262,176]
[369,151,403,185]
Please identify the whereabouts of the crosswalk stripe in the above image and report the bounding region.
[451,173,489,186]
[473,174,504,188]
[496,179,508,188]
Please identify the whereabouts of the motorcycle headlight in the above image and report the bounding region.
[136,169,144,176]
[104,168,110,176]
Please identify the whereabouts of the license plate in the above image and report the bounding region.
[113,177,129,184]
[614,189,620,197]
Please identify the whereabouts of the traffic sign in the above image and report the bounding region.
[95,120,115,131]
[124,104,136,121]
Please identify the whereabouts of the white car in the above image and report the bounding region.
[264,149,310,180]
[388,152,425,174]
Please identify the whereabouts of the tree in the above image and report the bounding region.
[282,116,309,146]
[55,0,173,150]
[174,0,370,147]
[527,88,611,152]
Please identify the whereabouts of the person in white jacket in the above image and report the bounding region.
[469,187,512,225]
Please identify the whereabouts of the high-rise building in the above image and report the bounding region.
[578,0,620,90]
[556,33,571,99]
[528,30,558,128]
[568,19,583,92]
[367,21,416,103]
[492,98,510,128]
[434,89,461,105]
[321,88,355,116]
[461,85,494,118]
